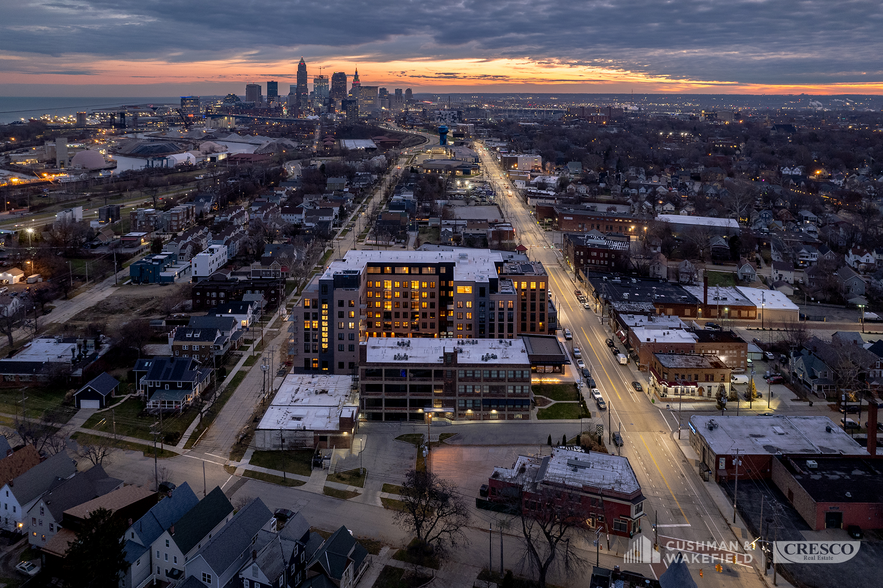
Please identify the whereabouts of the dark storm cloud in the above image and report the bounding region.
[4,0,883,85]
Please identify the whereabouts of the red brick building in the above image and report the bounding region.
[487,447,645,537]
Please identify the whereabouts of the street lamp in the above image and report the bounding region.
[859,303,865,333]
[25,227,33,246]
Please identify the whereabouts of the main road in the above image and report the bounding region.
[475,142,769,588]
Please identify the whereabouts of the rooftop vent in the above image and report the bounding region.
[806,460,818,469]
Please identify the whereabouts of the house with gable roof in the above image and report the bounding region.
[736,258,757,282]
[74,372,120,409]
[26,465,122,548]
[301,525,369,588]
[847,246,876,273]
[238,512,316,588]
[148,486,234,586]
[183,498,274,588]
[139,357,212,412]
[0,450,76,532]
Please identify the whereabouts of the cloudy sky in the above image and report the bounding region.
[2,0,882,96]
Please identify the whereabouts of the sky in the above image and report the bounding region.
[2,0,883,97]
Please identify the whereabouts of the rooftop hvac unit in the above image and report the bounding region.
[806,460,818,469]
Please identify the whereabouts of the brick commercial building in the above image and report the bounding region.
[692,330,748,371]
[563,231,630,274]
[689,415,866,483]
[191,272,285,311]
[536,206,649,236]
[290,249,553,374]
[649,353,731,400]
[487,447,646,537]
[359,337,532,421]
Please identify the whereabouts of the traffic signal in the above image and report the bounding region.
[699,569,703,578]
[716,564,723,573]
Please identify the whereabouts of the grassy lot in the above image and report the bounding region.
[417,227,440,244]
[243,355,259,367]
[0,385,78,424]
[285,281,297,296]
[395,433,424,447]
[323,486,360,500]
[249,449,315,476]
[532,383,579,402]
[318,249,333,267]
[83,396,198,445]
[537,402,590,420]
[382,483,404,495]
[185,370,247,450]
[327,468,367,488]
[381,497,408,512]
[707,271,737,288]
[243,470,306,487]
[71,432,177,458]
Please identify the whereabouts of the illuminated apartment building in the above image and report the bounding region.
[289,250,554,374]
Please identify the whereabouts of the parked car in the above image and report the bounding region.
[581,368,591,380]
[764,351,776,361]
[847,525,863,539]
[841,418,860,430]
[572,347,582,359]
[864,422,883,432]
[479,484,489,498]
[765,375,784,384]
[16,561,39,577]
[587,378,596,388]
[840,405,860,414]
[606,338,615,347]
[564,329,573,340]
[596,398,607,410]
[705,322,722,331]
[583,302,591,310]
[590,388,602,401]
[574,289,583,297]
[612,432,623,447]
[631,381,643,392]
[576,359,585,369]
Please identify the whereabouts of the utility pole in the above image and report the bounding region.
[733,449,741,524]
[151,423,159,491]
[489,523,492,572]
[203,460,207,498]
[280,430,286,481]
[500,525,503,575]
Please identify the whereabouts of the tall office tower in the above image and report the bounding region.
[350,68,361,96]
[358,86,379,113]
[296,58,309,107]
[342,99,359,123]
[245,83,262,104]
[405,88,413,102]
[330,72,348,101]
[180,96,201,117]
[313,75,329,101]
[266,81,278,102]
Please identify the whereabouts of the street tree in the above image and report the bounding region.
[63,507,128,588]
[117,318,152,358]
[76,434,117,466]
[394,469,470,561]
[514,486,589,588]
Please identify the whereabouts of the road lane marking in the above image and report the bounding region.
[220,474,234,490]
[656,523,692,528]
[658,409,673,431]
[638,433,690,524]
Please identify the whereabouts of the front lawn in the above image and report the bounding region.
[532,383,580,402]
[327,468,367,488]
[537,402,589,420]
[249,449,315,476]
[323,486,360,500]
[83,396,198,445]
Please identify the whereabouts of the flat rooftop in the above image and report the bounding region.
[683,285,752,306]
[654,353,724,369]
[618,314,686,330]
[632,328,697,345]
[690,415,866,457]
[257,374,356,432]
[9,338,79,363]
[450,205,504,222]
[493,447,641,496]
[322,249,504,283]
[657,214,740,230]
[736,287,800,311]
[363,337,530,366]
[692,330,746,344]
[590,276,699,306]
[777,456,883,504]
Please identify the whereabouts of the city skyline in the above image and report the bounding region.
[2,0,883,96]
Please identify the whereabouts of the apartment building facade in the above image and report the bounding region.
[359,338,532,421]
[289,250,552,374]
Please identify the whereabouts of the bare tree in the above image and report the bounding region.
[394,469,470,561]
[117,318,152,358]
[76,435,117,466]
[16,407,68,455]
[514,487,589,588]
[779,320,811,351]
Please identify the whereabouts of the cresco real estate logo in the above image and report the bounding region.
[774,541,861,564]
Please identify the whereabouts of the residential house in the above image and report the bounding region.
[42,485,157,563]
[74,372,120,409]
[677,259,700,284]
[214,206,248,228]
[238,512,313,588]
[301,525,370,588]
[833,267,866,298]
[793,351,835,397]
[207,301,257,330]
[192,245,230,281]
[771,261,795,284]
[170,328,225,363]
[798,210,819,225]
[191,193,217,216]
[183,498,274,588]
[648,253,668,280]
[139,357,212,412]
[146,487,234,587]
[210,225,248,259]
[121,482,200,588]
[847,246,876,273]
[0,451,77,532]
[0,445,42,490]
[794,244,820,267]
[25,465,122,549]
[709,236,730,260]
[188,315,242,351]
[736,258,757,282]
[0,294,24,319]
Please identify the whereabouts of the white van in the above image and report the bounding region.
[616,353,628,365]
[731,374,750,385]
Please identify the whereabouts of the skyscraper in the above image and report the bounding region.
[405,88,413,102]
[330,72,348,101]
[266,81,278,102]
[180,96,200,117]
[296,58,309,107]
[245,83,262,104]
[313,75,329,100]
[350,68,361,98]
